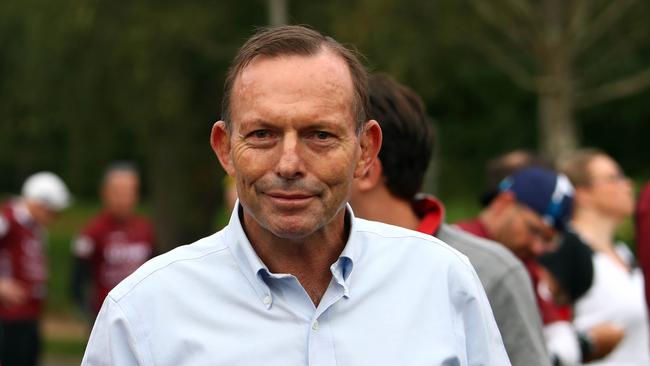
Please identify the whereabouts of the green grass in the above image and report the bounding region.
[47,201,101,314]
[44,338,87,357]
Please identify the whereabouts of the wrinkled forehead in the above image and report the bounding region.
[230,51,356,120]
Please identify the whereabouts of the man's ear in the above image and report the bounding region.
[210,121,235,176]
[355,158,384,192]
[491,190,516,213]
[573,186,591,207]
[354,120,382,179]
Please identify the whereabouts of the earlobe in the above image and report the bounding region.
[356,159,384,191]
[210,121,235,176]
[354,120,383,179]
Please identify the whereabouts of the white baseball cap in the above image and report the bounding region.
[21,171,71,211]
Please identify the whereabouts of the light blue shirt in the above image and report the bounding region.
[82,204,510,365]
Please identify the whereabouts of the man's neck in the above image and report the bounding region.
[353,187,420,231]
[241,209,348,306]
[572,208,619,251]
[476,211,497,240]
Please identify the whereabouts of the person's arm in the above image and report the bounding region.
[0,213,28,306]
[489,265,553,366]
[451,261,512,365]
[70,234,95,316]
[70,256,91,312]
[0,277,28,306]
[81,295,145,365]
[581,323,625,362]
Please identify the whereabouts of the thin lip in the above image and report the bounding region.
[265,191,316,200]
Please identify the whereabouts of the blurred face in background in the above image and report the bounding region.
[26,200,60,226]
[102,170,139,220]
[580,154,634,221]
[490,194,557,262]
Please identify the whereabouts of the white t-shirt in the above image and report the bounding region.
[573,244,650,365]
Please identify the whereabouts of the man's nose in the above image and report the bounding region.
[276,133,304,179]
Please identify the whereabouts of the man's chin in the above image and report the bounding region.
[267,221,319,241]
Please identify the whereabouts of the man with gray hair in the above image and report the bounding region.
[82,26,509,365]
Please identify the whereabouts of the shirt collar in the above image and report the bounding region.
[226,201,360,308]
[413,194,445,235]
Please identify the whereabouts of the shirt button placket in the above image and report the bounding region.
[308,317,337,366]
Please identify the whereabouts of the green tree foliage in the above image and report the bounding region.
[292,0,650,196]
[0,0,265,249]
[1,0,648,248]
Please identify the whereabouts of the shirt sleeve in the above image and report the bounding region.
[488,265,552,366]
[544,321,581,365]
[81,296,145,366]
[72,234,96,259]
[452,262,512,366]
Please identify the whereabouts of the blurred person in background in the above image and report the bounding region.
[349,73,549,366]
[470,151,624,364]
[637,182,650,316]
[479,150,552,207]
[0,171,71,366]
[560,149,650,365]
[70,162,155,321]
[537,230,597,365]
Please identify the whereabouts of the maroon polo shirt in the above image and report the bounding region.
[73,211,155,313]
[0,200,47,320]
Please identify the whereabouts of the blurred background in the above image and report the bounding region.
[1,0,649,363]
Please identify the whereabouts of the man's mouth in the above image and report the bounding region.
[264,191,317,206]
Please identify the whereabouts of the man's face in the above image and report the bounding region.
[213,51,378,240]
[102,171,139,219]
[28,201,60,226]
[581,154,634,220]
[493,201,557,261]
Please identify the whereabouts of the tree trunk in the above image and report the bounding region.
[537,0,579,164]
[537,85,578,163]
[148,125,221,253]
[268,0,288,26]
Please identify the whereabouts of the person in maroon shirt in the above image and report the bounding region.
[0,171,71,366]
[456,167,575,319]
[637,182,650,318]
[71,163,155,319]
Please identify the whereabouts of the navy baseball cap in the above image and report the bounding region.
[498,167,575,231]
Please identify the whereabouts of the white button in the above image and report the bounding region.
[263,295,272,305]
[312,321,319,331]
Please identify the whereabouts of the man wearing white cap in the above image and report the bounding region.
[0,171,71,366]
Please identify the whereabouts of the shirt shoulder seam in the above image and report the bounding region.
[112,244,230,302]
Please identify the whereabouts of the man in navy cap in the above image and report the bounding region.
[457,167,623,364]
[457,167,574,262]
